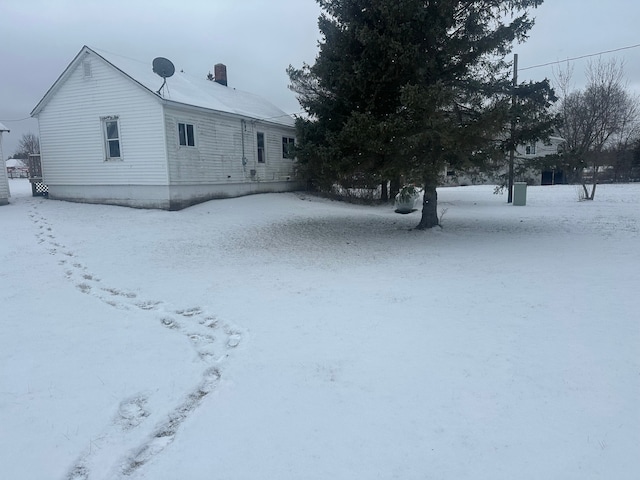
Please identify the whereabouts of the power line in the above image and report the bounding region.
[519,43,640,72]
[0,116,34,122]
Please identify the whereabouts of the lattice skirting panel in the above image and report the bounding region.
[31,181,49,197]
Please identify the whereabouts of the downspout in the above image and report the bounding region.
[241,119,247,170]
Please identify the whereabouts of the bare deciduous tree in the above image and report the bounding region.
[13,132,40,159]
[609,89,640,182]
[555,59,639,199]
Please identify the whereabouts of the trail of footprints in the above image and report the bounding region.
[28,203,243,479]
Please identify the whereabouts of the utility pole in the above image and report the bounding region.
[508,53,518,204]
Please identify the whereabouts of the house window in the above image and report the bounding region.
[257,132,265,163]
[178,122,195,147]
[102,117,121,160]
[83,60,92,78]
[282,136,295,158]
[525,144,536,155]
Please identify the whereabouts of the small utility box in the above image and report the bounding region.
[513,182,527,206]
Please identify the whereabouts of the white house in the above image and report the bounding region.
[0,122,10,205]
[6,158,29,178]
[517,136,566,185]
[31,46,300,210]
[443,135,566,186]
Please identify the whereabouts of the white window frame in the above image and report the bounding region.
[178,122,196,147]
[101,116,122,160]
[525,144,536,155]
[257,131,266,163]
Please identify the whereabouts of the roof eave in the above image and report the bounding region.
[163,98,294,128]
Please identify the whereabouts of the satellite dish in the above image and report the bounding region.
[152,57,175,95]
[152,57,175,78]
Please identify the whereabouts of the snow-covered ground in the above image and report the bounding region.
[1,178,638,480]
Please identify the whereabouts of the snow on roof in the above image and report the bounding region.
[0,122,9,132]
[6,158,26,168]
[92,47,295,128]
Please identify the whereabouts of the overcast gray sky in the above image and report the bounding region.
[1,0,639,158]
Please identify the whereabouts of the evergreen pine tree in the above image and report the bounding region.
[289,0,547,228]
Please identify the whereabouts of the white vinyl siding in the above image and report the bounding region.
[36,52,168,186]
[0,134,9,202]
[515,137,563,158]
[163,106,296,185]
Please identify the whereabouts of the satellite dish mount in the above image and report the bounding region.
[152,57,175,95]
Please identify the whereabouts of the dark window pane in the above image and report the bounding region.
[108,140,120,158]
[106,121,119,139]
[178,123,186,145]
[187,124,195,146]
[257,132,265,162]
[282,137,295,157]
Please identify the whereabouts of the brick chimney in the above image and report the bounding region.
[214,63,227,86]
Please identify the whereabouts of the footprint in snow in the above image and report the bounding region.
[116,395,150,430]
[227,333,242,348]
[188,333,216,346]
[29,203,245,478]
[66,464,89,480]
[175,307,203,317]
[160,317,181,330]
[198,315,219,329]
[136,300,161,311]
[121,368,221,476]
[102,287,136,298]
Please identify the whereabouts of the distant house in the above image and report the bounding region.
[517,135,566,185]
[31,46,300,210]
[0,122,10,205]
[6,158,29,178]
[443,136,566,186]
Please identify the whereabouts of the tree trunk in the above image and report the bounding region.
[589,163,598,200]
[581,183,589,200]
[390,176,401,201]
[416,182,439,229]
[580,179,597,200]
[581,162,598,200]
[381,181,389,202]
